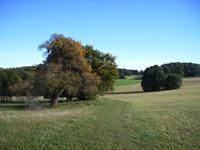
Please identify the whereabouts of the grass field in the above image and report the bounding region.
[114,75,141,86]
[0,78,200,149]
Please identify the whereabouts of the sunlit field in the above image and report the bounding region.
[1,0,200,149]
[0,78,200,149]
[114,75,141,86]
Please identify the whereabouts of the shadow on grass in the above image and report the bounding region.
[108,91,144,94]
[0,101,48,110]
[0,103,27,110]
[0,99,93,110]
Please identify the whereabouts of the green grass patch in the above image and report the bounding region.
[114,79,141,86]
[114,75,141,86]
[0,78,200,149]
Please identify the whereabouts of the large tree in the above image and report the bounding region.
[34,34,99,105]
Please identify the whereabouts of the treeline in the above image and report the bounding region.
[141,62,200,92]
[118,62,200,80]
[117,68,143,79]
[0,66,36,101]
[0,34,118,105]
[161,62,200,77]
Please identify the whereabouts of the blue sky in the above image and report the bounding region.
[0,0,200,70]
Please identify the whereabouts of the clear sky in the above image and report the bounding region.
[1,0,200,70]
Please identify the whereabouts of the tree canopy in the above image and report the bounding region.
[84,45,118,93]
[33,34,100,105]
[141,65,167,91]
[0,67,36,101]
[142,65,182,92]
[161,62,200,77]
[23,34,119,105]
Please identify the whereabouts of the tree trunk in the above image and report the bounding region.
[2,96,6,102]
[49,96,58,106]
[49,90,64,105]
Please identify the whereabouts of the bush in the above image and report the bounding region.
[164,74,182,90]
[142,65,182,92]
[141,65,167,92]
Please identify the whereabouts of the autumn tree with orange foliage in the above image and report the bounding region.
[33,34,100,105]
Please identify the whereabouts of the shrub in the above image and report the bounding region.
[142,65,182,92]
[164,74,182,90]
[141,65,167,92]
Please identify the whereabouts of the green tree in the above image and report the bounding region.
[84,45,118,94]
[161,63,184,76]
[0,70,20,101]
[78,72,100,100]
[142,65,183,92]
[164,74,182,90]
[141,65,167,92]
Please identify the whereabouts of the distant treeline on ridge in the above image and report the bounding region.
[161,62,200,77]
[118,62,200,79]
[141,62,200,92]
[117,68,143,79]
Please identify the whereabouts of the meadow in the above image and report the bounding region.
[0,78,200,150]
[114,75,141,86]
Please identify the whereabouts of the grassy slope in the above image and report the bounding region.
[0,78,200,150]
[114,79,141,86]
[114,75,141,86]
